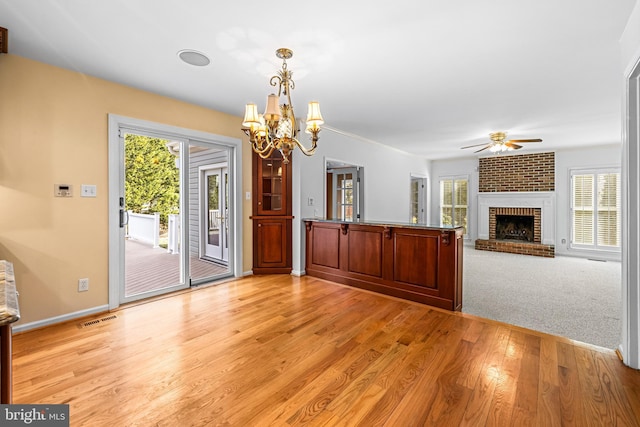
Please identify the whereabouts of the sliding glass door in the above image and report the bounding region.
[109,116,238,307]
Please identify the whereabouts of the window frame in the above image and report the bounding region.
[439,175,469,237]
[570,167,621,253]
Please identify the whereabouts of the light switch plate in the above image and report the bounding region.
[81,184,97,197]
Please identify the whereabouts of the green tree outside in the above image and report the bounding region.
[125,134,179,226]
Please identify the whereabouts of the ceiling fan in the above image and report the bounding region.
[461,132,542,153]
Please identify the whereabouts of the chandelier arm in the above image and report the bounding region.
[251,141,272,155]
[292,130,320,157]
[254,143,277,159]
[243,128,276,157]
[270,75,283,96]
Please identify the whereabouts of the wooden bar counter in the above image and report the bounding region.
[304,220,464,311]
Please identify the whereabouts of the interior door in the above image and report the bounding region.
[203,165,228,263]
[332,167,361,221]
[410,176,428,224]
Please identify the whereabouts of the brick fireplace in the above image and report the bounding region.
[475,152,555,257]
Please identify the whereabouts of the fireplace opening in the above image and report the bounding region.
[495,215,534,242]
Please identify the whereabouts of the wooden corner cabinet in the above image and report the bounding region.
[251,151,293,274]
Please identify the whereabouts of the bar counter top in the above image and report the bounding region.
[303,218,463,231]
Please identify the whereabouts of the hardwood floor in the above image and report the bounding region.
[12,275,640,426]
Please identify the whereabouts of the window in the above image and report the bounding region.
[571,169,621,250]
[440,177,468,234]
[335,171,354,221]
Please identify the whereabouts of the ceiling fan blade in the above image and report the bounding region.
[507,138,542,143]
[474,145,491,153]
[461,142,490,149]
[505,142,523,150]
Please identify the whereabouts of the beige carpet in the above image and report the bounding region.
[462,246,621,349]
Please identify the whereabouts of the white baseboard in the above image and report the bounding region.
[291,270,305,277]
[13,305,110,333]
[243,270,254,276]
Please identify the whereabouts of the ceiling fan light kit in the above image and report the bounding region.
[461,131,542,154]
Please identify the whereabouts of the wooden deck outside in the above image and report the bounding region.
[125,239,229,296]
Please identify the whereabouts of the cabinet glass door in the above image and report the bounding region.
[260,153,284,213]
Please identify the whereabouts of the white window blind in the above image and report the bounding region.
[597,173,621,247]
[572,174,594,245]
[440,177,468,234]
[571,170,620,250]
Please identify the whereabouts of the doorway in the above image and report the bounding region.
[325,159,364,221]
[410,175,428,224]
[108,115,243,309]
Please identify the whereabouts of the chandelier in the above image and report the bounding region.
[242,48,324,164]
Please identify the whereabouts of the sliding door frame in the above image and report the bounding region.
[108,114,243,310]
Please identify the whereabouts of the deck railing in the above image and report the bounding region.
[126,212,159,248]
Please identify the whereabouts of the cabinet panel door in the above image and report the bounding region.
[311,226,340,269]
[393,232,438,288]
[347,229,383,277]
[256,219,287,266]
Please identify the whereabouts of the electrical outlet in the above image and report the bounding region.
[78,278,89,292]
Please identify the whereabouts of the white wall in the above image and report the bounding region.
[429,145,622,257]
[292,131,431,274]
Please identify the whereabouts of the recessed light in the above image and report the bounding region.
[178,49,210,67]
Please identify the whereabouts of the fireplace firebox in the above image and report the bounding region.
[495,215,534,242]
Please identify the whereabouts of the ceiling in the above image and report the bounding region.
[0,0,636,160]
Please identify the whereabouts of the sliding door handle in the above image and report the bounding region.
[119,209,129,228]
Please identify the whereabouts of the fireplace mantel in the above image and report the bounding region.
[477,192,555,245]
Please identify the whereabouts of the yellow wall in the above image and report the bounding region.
[0,54,253,326]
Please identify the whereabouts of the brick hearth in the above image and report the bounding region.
[475,239,555,257]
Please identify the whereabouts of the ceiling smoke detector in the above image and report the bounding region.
[178,49,210,67]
